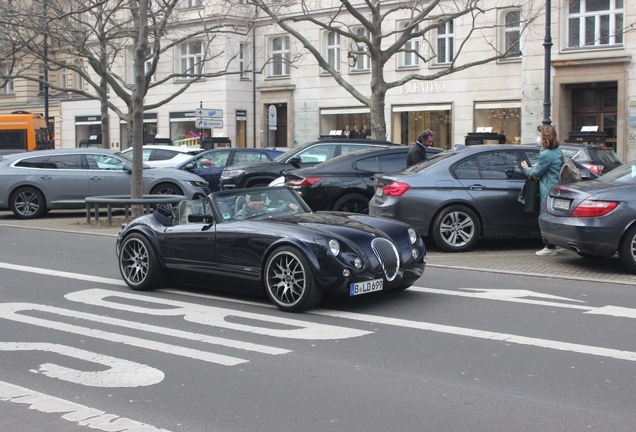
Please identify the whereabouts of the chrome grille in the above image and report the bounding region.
[371,238,400,282]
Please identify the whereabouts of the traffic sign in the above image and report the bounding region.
[196,108,223,119]
[195,119,223,129]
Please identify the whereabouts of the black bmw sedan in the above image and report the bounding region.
[284,146,442,213]
[369,144,596,252]
[539,161,636,273]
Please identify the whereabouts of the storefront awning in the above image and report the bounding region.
[392,104,452,112]
[474,102,522,110]
[320,107,370,115]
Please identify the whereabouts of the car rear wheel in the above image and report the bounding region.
[431,205,480,252]
[264,246,323,312]
[10,187,46,219]
[618,225,636,274]
[119,233,163,291]
[333,193,369,214]
[150,183,183,196]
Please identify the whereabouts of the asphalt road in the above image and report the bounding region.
[1,225,636,431]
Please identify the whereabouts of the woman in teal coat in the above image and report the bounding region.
[521,125,563,256]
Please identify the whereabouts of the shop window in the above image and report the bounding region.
[268,36,290,77]
[503,10,522,57]
[567,0,623,48]
[323,31,340,73]
[351,28,370,72]
[179,41,204,77]
[435,20,454,65]
[391,106,452,149]
[398,22,420,69]
[473,103,521,144]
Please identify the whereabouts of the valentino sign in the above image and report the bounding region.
[400,81,446,94]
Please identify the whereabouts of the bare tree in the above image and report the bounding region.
[247,0,539,140]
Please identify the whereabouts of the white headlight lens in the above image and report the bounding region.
[354,257,363,269]
[328,239,340,256]
[408,228,417,244]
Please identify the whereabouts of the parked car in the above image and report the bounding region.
[115,187,426,312]
[0,149,209,219]
[369,144,597,252]
[119,145,203,168]
[560,143,621,175]
[219,138,399,190]
[175,147,285,191]
[539,160,636,272]
[284,146,442,213]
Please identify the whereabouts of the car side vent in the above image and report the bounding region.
[371,238,400,282]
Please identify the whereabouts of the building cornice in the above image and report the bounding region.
[552,56,632,68]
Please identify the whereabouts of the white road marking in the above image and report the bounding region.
[311,309,636,362]
[0,342,164,387]
[67,289,371,340]
[0,303,248,366]
[0,380,170,431]
[0,262,125,286]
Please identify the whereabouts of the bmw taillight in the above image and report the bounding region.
[286,176,321,186]
[571,200,618,217]
[581,163,603,175]
[382,181,410,196]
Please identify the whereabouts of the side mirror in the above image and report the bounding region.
[188,214,214,224]
[183,162,195,170]
[288,156,302,168]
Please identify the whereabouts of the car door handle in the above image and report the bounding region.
[468,184,486,190]
[39,175,52,180]
[89,176,103,180]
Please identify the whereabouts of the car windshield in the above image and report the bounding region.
[403,148,456,172]
[213,187,309,221]
[115,152,152,169]
[597,162,636,184]
[591,147,621,164]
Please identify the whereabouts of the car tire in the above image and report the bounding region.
[431,205,480,252]
[332,193,369,214]
[264,246,323,312]
[618,225,636,274]
[150,183,183,196]
[10,187,46,219]
[118,233,164,291]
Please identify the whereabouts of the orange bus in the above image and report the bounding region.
[0,112,53,152]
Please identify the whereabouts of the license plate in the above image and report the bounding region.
[554,198,570,211]
[350,278,383,296]
[375,187,383,197]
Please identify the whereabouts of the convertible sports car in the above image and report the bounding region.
[116,187,426,312]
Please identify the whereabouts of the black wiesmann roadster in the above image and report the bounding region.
[115,187,426,312]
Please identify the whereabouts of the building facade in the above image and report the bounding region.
[2,1,633,162]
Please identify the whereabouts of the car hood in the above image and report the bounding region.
[144,167,206,181]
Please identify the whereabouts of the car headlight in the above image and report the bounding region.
[328,239,340,256]
[222,169,244,179]
[186,180,209,188]
[408,228,417,244]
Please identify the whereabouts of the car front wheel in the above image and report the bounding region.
[150,183,183,196]
[264,246,323,312]
[10,187,46,219]
[431,205,481,252]
[619,225,636,274]
[119,233,164,291]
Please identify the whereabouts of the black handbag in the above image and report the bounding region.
[517,176,540,212]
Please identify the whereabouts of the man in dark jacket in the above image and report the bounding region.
[406,130,435,167]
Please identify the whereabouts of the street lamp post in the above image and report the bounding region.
[542,0,553,126]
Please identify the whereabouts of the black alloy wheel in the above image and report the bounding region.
[333,193,369,214]
[264,246,323,312]
[10,187,46,219]
[431,205,481,252]
[119,233,164,291]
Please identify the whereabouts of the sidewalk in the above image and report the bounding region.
[3,209,636,286]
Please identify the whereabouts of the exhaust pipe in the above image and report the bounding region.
[568,244,580,252]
